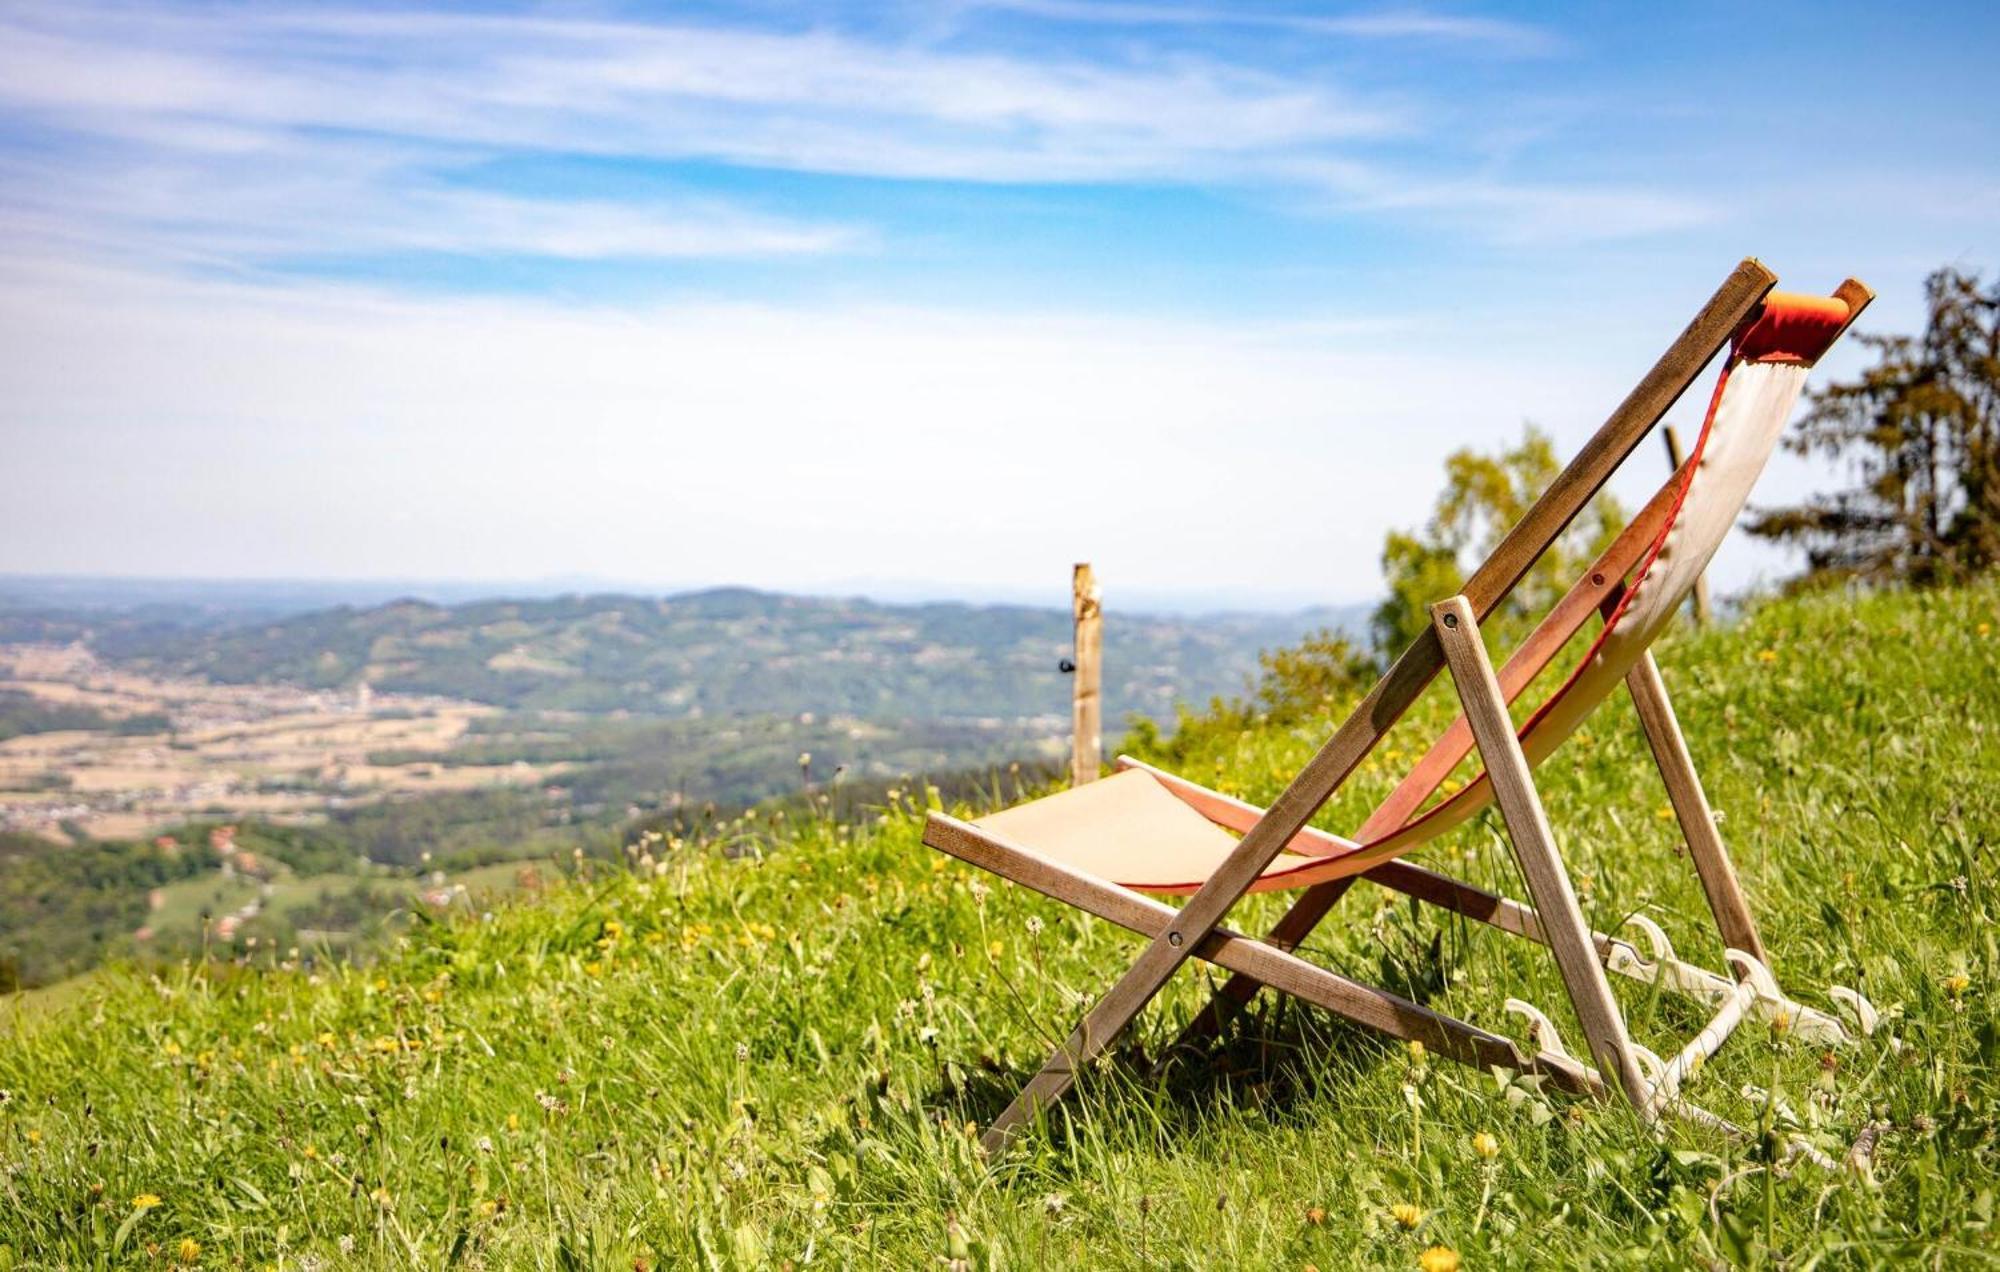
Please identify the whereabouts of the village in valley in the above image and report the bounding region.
[0,641,555,845]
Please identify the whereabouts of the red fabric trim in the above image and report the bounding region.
[1120,358,1744,896]
[1325,356,1737,860]
[1732,292,1851,366]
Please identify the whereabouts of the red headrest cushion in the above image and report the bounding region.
[1733,292,1853,365]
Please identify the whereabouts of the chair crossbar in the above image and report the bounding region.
[924,812,1605,1109]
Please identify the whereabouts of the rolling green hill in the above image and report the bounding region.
[81,587,1364,722]
[3,580,1996,1267]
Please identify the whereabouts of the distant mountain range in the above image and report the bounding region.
[1,583,1369,726]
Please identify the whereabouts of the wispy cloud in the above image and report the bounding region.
[0,3,1400,176]
[0,0,1703,289]
[966,1,1563,57]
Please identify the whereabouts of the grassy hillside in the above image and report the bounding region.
[2,580,1996,1268]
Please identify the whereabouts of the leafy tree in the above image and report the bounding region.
[1749,267,2000,585]
[1249,630,1378,725]
[1372,425,1626,654]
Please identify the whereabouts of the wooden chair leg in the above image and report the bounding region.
[1432,596,1654,1112]
[1624,650,1768,964]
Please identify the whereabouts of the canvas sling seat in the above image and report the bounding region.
[923,262,1887,1161]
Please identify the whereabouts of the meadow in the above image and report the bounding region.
[1,579,1997,1268]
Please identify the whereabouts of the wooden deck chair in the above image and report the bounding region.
[924,259,1886,1159]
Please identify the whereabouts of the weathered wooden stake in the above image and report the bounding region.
[1661,424,1711,626]
[1070,563,1102,786]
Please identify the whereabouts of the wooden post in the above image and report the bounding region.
[1070,563,1102,786]
[1661,424,1711,626]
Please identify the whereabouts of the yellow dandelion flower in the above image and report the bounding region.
[373,1037,398,1054]
[1418,1246,1461,1272]
[1471,1130,1499,1159]
[1979,622,1991,637]
[988,940,1004,958]
[1944,972,1972,997]
[162,1040,182,1058]
[1406,1040,1426,1064]
[317,1031,336,1049]
[1389,1202,1423,1230]
[1756,648,1779,664]
[583,961,603,977]
[131,1194,164,1209]
[301,1144,318,1160]
[507,1113,520,1131]
[1655,804,1676,821]
[371,1185,394,1209]
[373,978,389,992]
[177,1237,201,1264]
[25,1128,41,1145]
[477,1199,500,1218]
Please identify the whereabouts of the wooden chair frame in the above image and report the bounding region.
[924,260,1883,1158]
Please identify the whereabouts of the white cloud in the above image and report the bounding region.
[0,255,1652,604]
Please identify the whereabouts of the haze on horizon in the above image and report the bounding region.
[1,2,1995,612]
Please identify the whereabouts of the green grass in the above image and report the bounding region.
[143,875,265,937]
[2,580,1998,1268]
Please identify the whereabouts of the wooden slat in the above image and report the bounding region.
[1071,563,1103,786]
[978,259,1775,1148]
[1624,650,1766,962]
[1828,278,1877,347]
[1432,595,1652,1110]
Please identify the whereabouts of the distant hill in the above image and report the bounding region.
[62,587,1369,724]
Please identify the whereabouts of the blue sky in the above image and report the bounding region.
[0,1,1994,609]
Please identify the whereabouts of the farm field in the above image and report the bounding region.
[0,643,549,844]
[1,579,1997,1267]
